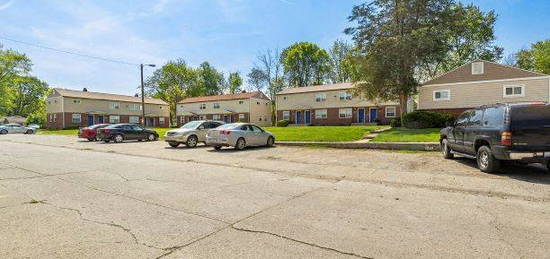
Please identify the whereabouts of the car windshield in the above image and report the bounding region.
[180,121,202,129]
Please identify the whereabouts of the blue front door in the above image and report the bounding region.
[296,111,302,124]
[98,116,104,123]
[304,110,311,124]
[369,108,378,122]
[358,109,365,123]
[87,115,94,126]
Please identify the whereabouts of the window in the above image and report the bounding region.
[110,102,120,109]
[482,107,505,127]
[339,92,352,100]
[73,99,81,104]
[471,62,484,75]
[213,103,220,109]
[339,108,352,118]
[109,115,120,124]
[282,111,290,120]
[239,114,245,121]
[159,117,165,125]
[239,100,244,104]
[315,93,326,102]
[251,125,264,132]
[503,85,525,98]
[385,107,397,118]
[315,109,328,119]
[433,90,450,101]
[213,114,221,121]
[283,97,287,100]
[455,111,473,127]
[129,116,140,124]
[72,114,81,124]
[129,104,141,111]
[469,109,484,126]
[200,103,206,110]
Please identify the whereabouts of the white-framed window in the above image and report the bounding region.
[72,99,81,104]
[283,97,287,100]
[53,114,57,122]
[109,115,120,124]
[339,108,352,118]
[129,103,142,111]
[503,85,525,98]
[200,103,206,110]
[471,62,484,75]
[282,111,290,120]
[129,116,140,124]
[315,109,328,119]
[433,90,451,101]
[239,114,245,120]
[239,100,244,104]
[110,102,120,109]
[339,92,352,100]
[72,114,81,124]
[385,107,397,118]
[159,117,165,125]
[213,103,220,109]
[315,93,326,102]
[213,114,221,121]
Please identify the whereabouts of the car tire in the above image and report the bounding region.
[441,138,454,159]
[546,161,550,172]
[214,146,222,151]
[266,136,275,147]
[104,140,110,143]
[186,135,198,148]
[477,146,501,173]
[147,134,156,141]
[25,129,34,134]
[169,142,180,148]
[87,138,95,142]
[0,129,7,134]
[235,138,246,150]
[114,134,124,143]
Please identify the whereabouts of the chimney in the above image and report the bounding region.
[134,93,139,97]
[83,88,88,92]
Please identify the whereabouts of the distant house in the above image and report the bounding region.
[276,83,400,126]
[418,60,550,115]
[177,92,272,126]
[0,116,26,125]
[46,88,170,129]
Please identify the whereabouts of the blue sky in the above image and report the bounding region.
[0,0,549,95]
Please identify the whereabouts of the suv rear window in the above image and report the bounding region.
[510,104,550,128]
[482,107,505,127]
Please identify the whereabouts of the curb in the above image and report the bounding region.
[275,141,440,151]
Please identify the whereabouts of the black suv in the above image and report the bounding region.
[440,102,550,173]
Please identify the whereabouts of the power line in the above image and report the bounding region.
[0,35,140,66]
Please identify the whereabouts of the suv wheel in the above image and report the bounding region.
[477,146,500,173]
[441,139,454,159]
[168,142,180,148]
[186,135,198,148]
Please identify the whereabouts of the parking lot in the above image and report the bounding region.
[1,134,549,258]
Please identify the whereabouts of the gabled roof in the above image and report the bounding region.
[277,83,353,95]
[422,60,548,86]
[179,92,269,104]
[51,88,167,105]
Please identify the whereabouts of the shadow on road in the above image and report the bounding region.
[453,157,550,185]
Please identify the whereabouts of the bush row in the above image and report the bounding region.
[401,111,456,129]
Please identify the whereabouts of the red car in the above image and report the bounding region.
[78,124,109,141]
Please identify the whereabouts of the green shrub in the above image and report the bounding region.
[402,111,455,129]
[276,120,290,127]
[390,118,401,127]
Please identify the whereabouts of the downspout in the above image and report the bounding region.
[61,96,65,129]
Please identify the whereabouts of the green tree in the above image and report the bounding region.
[0,45,33,116]
[514,40,550,74]
[281,42,331,87]
[419,3,503,80]
[197,62,225,96]
[10,76,49,116]
[328,40,355,83]
[515,49,535,71]
[228,72,243,94]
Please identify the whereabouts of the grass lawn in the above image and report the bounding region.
[38,127,173,140]
[264,126,383,142]
[371,127,441,143]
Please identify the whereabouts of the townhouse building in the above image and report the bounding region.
[46,88,170,129]
[177,92,272,126]
[276,83,400,125]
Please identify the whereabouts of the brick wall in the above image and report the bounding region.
[276,105,400,126]
[46,112,171,129]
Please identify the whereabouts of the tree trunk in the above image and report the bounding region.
[399,94,408,117]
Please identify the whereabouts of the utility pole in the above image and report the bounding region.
[140,64,156,127]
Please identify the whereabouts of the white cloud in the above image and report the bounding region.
[0,0,13,11]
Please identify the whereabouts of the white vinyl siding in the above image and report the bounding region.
[109,115,120,124]
[129,116,140,124]
[71,114,81,124]
[385,107,397,118]
[339,108,352,118]
[315,109,327,119]
[433,90,451,101]
[503,85,525,98]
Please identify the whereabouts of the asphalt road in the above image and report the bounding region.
[0,135,549,258]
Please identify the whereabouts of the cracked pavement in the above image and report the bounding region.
[0,135,549,258]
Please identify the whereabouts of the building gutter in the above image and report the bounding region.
[61,96,65,129]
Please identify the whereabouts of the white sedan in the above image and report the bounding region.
[206,123,275,150]
[0,124,36,134]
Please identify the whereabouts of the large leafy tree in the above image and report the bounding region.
[328,40,355,83]
[197,62,225,96]
[419,3,503,81]
[227,72,243,94]
[514,39,550,74]
[281,42,331,87]
[0,45,33,116]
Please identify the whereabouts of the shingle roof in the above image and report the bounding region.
[52,88,167,105]
[422,60,548,86]
[277,83,354,95]
[178,92,269,104]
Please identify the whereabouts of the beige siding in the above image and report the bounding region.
[248,98,272,126]
[46,96,63,113]
[62,97,169,116]
[276,89,399,111]
[177,99,251,116]
[419,78,550,110]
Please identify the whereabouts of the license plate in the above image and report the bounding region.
[545,152,550,158]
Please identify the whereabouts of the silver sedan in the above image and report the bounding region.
[206,123,275,150]
[0,124,36,134]
[164,120,224,148]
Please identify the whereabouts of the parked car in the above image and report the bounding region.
[440,102,550,173]
[96,124,159,143]
[206,123,275,150]
[28,124,41,129]
[164,120,224,148]
[78,124,109,141]
[0,123,36,134]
